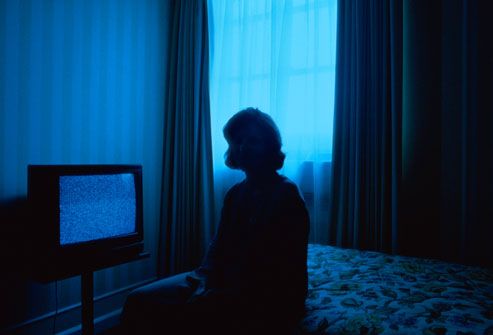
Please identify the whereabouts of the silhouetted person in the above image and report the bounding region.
[121,108,310,334]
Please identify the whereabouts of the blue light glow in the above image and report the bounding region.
[209,0,338,176]
[209,0,338,243]
[59,173,136,245]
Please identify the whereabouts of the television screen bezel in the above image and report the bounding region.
[28,164,144,256]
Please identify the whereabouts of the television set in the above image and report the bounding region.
[27,165,144,281]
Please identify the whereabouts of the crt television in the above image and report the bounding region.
[28,165,144,279]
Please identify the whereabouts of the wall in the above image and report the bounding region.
[0,0,168,333]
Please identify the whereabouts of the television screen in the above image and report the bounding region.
[59,173,137,245]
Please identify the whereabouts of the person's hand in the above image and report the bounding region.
[186,279,210,304]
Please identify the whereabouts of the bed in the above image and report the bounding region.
[299,244,493,335]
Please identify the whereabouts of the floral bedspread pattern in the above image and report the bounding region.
[300,244,493,335]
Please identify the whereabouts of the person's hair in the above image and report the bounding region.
[223,107,285,171]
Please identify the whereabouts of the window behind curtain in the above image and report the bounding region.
[208,0,337,243]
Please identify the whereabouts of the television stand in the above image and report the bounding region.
[78,250,149,335]
[81,271,95,335]
[28,246,149,335]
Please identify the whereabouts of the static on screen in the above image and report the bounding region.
[59,173,136,245]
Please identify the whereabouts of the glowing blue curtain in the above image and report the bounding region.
[208,0,337,244]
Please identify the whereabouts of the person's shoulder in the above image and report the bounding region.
[228,179,247,193]
[224,179,247,201]
[275,176,309,227]
[276,175,304,201]
[276,175,299,192]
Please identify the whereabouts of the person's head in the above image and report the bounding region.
[223,107,285,174]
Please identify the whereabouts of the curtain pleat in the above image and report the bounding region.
[329,0,402,253]
[158,0,214,276]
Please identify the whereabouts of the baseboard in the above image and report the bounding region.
[56,308,122,335]
[1,277,157,335]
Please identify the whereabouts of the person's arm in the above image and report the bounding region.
[194,186,236,288]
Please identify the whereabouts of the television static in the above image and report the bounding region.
[59,173,137,245]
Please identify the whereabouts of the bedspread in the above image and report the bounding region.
[300,244,493,335]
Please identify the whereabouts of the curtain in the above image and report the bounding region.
[158,0,215,276]
[208,0,338,244]
[402,0,493,266]
[329,0,402,253]
[331,0,493,267]
[449,0,493,267]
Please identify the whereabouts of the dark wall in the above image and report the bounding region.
[0,0,169,332]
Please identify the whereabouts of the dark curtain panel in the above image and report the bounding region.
[403,0,493,267]
[331,0,492,267]
[158,0,215,276]
[329,0,402,253]
[400,0,443,260]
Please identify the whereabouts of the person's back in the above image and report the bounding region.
[197,173,309,329]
